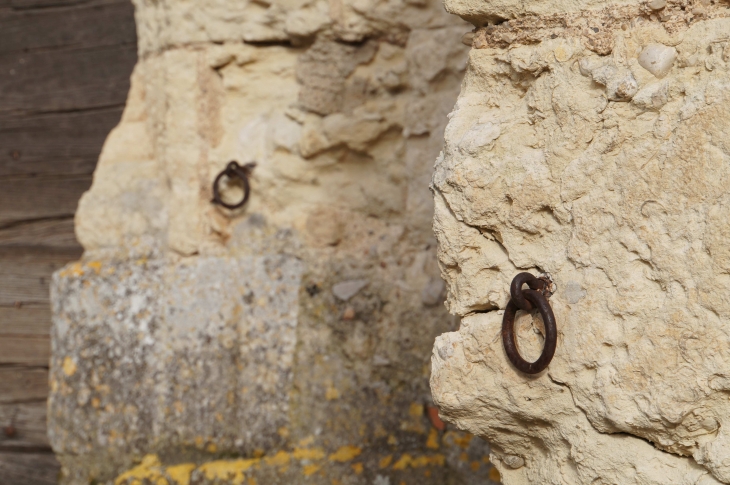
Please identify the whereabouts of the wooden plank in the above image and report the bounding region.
[0,0,136,54]
[0,107,124,177]
[0,305,52,336]
[0,452,59,484]
[0,247,82,306]
[0,401,50,448]
[0,368,48,404]
[0,218,79,248]
[0,175,92,226]
[10,0,91,9]
[0,43,136,114]
[0,336,50,365]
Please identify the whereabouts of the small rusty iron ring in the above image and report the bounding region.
[502,288,557,374]
[510,272,548,312]
[212,161,256,210]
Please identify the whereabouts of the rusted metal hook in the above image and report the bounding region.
[212,161,256,210]
[502,273,557,374]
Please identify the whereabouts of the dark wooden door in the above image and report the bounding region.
[0,0,137,481]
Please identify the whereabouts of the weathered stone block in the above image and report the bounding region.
[50,256,302,481]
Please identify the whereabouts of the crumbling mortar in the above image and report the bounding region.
[470,2,730,53]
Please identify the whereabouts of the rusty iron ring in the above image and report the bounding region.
[502,284,557,374]
[510,272,547,312]
[212,161,256,210]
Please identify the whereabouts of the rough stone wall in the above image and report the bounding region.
[430,0,730,484]
[46,0,504,483]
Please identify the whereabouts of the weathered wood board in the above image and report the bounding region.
[0,0,137,475]
[0,247,83,306]
[0,452,60,485]
[0,108,126,177]
[0,367,49,404]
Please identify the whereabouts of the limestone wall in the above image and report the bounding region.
[45,0,503,483]
[430,0,730,484]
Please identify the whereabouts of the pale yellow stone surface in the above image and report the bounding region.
[77,24,469,257]
[431,4,730,484]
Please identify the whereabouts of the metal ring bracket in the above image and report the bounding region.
[510,272,546,312]
[502,275,557,374]
[212,161,256,210]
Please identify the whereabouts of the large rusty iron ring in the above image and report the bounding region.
[502,273,557,374]
[212,161,256,210]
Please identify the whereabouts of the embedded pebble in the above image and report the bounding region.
[502,454,525,469]
[332,279,368,301]
[638,44,677,78]
[461,31,474,46]
[564,281,587,304]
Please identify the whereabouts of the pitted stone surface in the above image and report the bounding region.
[431,4,730,485]
[50,256,302,480]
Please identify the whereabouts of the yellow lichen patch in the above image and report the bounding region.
[62,356,77,377]
[329,445,362,462]
[426,428,439,450]
[206,443,218,453]
[409,402,424,417]
[264,450,290,467]
[471,461,480,472]
[292,447,325,460]
[392,454,412,470]
[379,455,393,469]
[87,261,103,274]
[277,427,290,438]
[197,458,259,485]
[303,464,321,476]
[452,432,473,449]
[194,436,204,448]
[412,455,445,468]
[351,463,363,474]
[393,454,445,470]
[115,454,166,485]
[460,452,469,462]
[387,435,397,446]
[298,436,315,447]
[165,463,196,485]
[59,262,85,278]
[489,467,501,482]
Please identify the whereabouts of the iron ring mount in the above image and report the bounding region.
[502,272,557,374]
[212,161,256,210]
